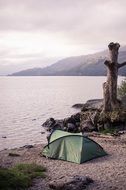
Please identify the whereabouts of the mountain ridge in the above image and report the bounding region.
[10,47,126,76]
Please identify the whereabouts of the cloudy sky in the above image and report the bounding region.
[0,0,126,75]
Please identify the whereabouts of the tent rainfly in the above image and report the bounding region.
[42,130,107,164]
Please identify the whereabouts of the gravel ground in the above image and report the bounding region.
[0,134,126,190]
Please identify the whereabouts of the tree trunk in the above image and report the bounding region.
[103,42,126,111]
[107,58,118,110]
[103,82,111,111]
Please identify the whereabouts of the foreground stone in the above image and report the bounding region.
[49,175,93,190]
[21,145,34,149]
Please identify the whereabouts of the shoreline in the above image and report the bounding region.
[0,134,126,190]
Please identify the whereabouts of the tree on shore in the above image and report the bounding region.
[103,42,126,112]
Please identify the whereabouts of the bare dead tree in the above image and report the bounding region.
[103,42,126,111]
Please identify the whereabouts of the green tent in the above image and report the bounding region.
[42,130,107,164]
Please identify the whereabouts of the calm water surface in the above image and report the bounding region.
[0,76,124,150]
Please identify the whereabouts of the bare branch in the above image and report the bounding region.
[118,62,126,69]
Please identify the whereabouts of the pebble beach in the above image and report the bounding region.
[0,134,126,190]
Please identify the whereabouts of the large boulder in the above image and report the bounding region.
[72,103,85,109]
[42,118,64,131]
[64,113,81,131]
[98,111,126,131]
[71,112,80,122]
[80,110,100,132]
[42,98,126,134]
[67,123,77,132]
[42,113,81,132]
[81,99,103,111]
[80,120,96,132]
[72,99,103,111]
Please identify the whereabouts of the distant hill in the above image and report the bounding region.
[10,47,126,76]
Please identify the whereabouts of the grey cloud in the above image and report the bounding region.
[0,49,11,57]
[0,0,126,44]
[0,0,126,75]
[0,0,126,43]
[0,0,125,32]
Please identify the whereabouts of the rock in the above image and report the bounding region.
[97,124,104,131]
[111,132,120,137]
[118,131,125,135]
[22,145,34,149]
[32,118,36,121]
[81,120,96,132]
[41,131,45,134]
[53,120,64,130]
[81,99,103,111]
[42,113,80,133]
[64,117,75,125]
[42,118,55,128]
[104,122,111,130]
[99,110,126,123]
[76,122,80,127]
[64,113,80,132]
[90,111,100,125]
[2,136,6,139]
[49,175,93,190]
[42,118,64,131]
[67,123,76,132]
[71,113,80,122]
[80,111,98,132]
[72,104,85,109]
[42,98,126,134]
[8,153,20,157]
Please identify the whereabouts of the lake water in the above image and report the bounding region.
[0,76,124,150]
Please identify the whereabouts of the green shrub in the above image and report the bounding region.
[118,78,126,98]
[0,163,46,190]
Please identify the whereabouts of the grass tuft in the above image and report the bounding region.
[100,127,118,135]
[0,163,46,190]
